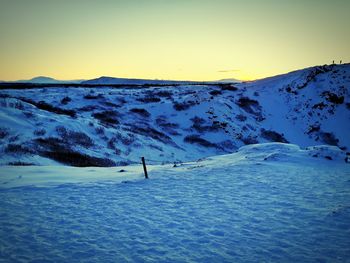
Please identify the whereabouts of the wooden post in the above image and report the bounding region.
[141,157,148,179]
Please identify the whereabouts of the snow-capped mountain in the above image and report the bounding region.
[0,64,349,166]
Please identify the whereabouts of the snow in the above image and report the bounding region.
[0,165,142,188]
[1,64,350,261]
[0,143,349,262]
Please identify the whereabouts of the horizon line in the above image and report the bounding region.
[1,62,348,83]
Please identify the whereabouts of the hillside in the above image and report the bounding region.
[0,64,349,166]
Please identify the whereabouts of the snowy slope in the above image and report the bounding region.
[0,64,349,166]
[0,142,348,188]
[0,143,349,262]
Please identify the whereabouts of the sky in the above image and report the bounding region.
[0,0,349,81]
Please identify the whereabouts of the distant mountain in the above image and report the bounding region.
[2,76,240,85]
[216,78,242,83]
[29,76,62,83]
[7,76,84,84]
[82,76,198,85]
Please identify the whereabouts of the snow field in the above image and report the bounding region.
[0,144,349,262]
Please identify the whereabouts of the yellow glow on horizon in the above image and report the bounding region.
[0,0,349,82]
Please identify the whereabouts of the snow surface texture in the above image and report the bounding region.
[0,64,349,166]
[0,144,349,262]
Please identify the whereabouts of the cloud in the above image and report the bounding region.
[217,69,240,73]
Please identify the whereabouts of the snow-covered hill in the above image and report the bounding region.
[0,64,349,166]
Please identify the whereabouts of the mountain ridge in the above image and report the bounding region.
[4,64,348,85]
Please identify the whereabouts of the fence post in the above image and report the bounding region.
[141,157,149,179]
